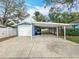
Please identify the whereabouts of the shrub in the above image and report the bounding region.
[66,28,79,36]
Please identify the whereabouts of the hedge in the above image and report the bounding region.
[35,28,79,36]
[65,28,79,36]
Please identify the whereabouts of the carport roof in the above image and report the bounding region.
[32,22,76,27]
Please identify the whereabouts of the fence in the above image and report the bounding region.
[0,26,17,39]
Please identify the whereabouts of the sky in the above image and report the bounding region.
[25,0,51,16]
[25,0,79,16]
[26,0,44,7]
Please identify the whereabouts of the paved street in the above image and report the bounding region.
[0,35,79,59]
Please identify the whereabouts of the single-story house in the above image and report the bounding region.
[17,16,36,36]
[71,20,79,28]
[17,16,78,40]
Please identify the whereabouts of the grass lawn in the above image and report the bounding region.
[67,36,79,44]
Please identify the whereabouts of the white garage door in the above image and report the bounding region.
[18,25,32,36]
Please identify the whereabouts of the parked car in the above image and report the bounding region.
[35,26,41,35]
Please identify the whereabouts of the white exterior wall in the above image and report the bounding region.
[0,27,17,39]
[18,24,32,36]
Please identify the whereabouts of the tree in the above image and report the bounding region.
[44,0,74,7]
[0,0,26,26]
[49,11,79,23]
[49,8,63,23]
[44,0,79,12]
[45,0,79,23]
[33,11,48,22]
[34,11,40,21]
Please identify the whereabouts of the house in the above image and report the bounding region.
[17,15,78,40]
[71,20,79,28]
[17,16,78,40]
[64,20,79,29]
[17,16,36,36]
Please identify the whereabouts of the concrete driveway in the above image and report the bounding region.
[0,35,79,59]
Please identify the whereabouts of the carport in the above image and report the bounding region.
[32,22,75,40]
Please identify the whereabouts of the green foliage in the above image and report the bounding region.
[65,0,73,4]
[44,0,78,13]
[49,12,79,23]
[49,12,62,23]
[66,29,79,36]
[33,11,48,22]
[44,0,74,5]
[34,11,40,16]
[67,37,79,44]
[6,22,14,27]
[62,28,79,36]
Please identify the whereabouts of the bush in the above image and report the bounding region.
[66,28,79,36]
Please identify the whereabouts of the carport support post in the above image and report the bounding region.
[64,26,66,40]
[31,35,32,40]
[56,27,59,37]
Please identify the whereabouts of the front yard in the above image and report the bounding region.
[62,28,79,44]
[67,36,79,44]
